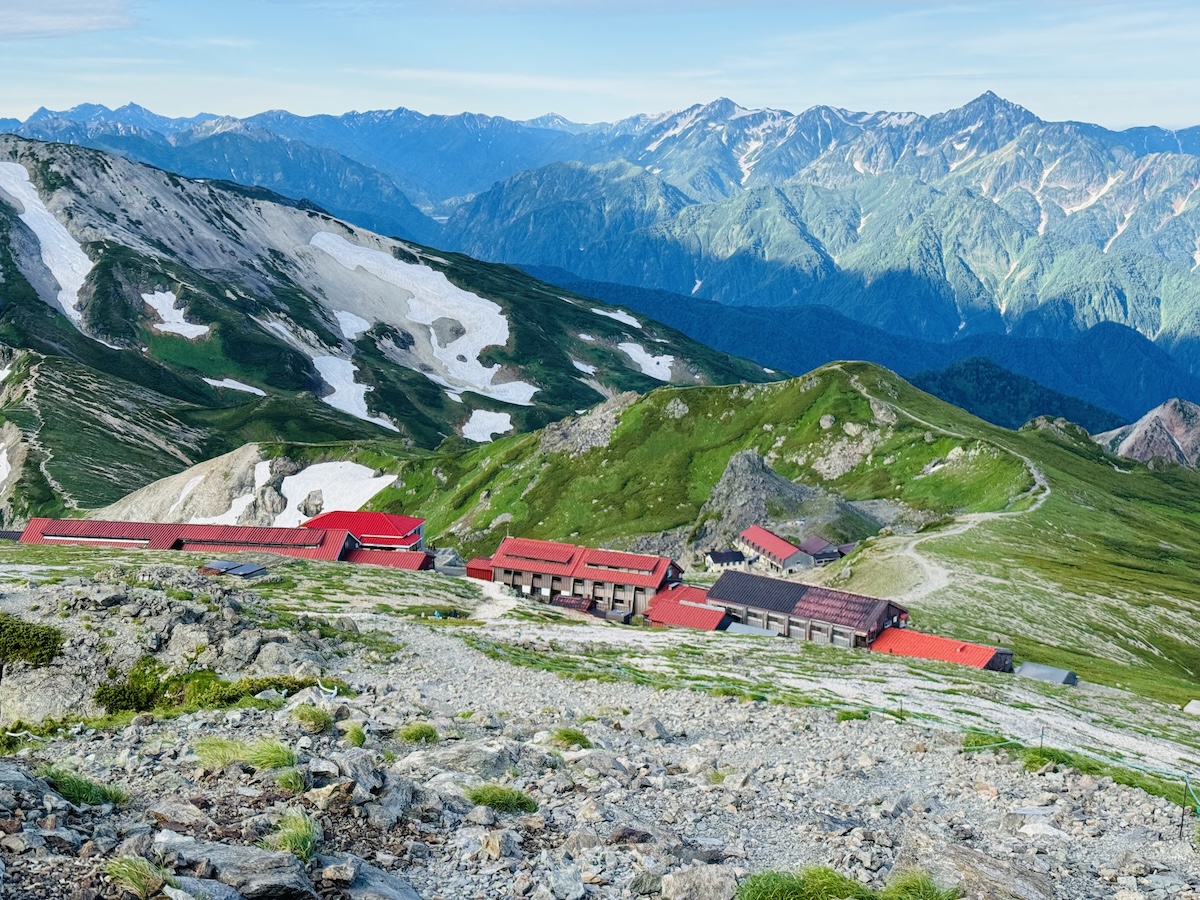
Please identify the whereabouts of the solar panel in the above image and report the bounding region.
[227,563,268,577]
[201,560,239,572]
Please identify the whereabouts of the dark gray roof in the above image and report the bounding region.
[799,535,836,555]
[710,571,807,613]
[708,571,906,633]
[706,550,746,564]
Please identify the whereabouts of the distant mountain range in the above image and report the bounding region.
[7,94,1200,419]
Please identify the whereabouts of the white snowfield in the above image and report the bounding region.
[571,359,598,375]
[577,334,595,342]
[462,409,513,443]
[0,366,11,383]
[334,309,371,341]
[0,162,93,327]
[274,461,397,528]
[313,356,399,431]
[310,232,538,405]
[618,342,675,382]
[142,291,211,339]
[591,307,641,329]
[203,377,266,396]
[0,448,10,488]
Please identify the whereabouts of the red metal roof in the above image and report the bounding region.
[870,628,999,669]
[646,596,727,631]
[657,584,711,606]
[342,548,433,570]
[21,518,184,549]
[176,525,329,547]
[490,537,677,590]
[302,511,424,547]
[740,525,802,563]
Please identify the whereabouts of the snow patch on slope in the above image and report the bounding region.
[572,359,597,375]
[334,309,371,340]
[310,232,537,405]
[203,377,266,396]
[0,448,10,488]
[618,342,674,381]
[167,475,205,516]
[463,410,513,443]
[0,162,93,327]
[142,291,210,339]
[313,356,398,431]
[591,308,641,329]
[275,462,397,528]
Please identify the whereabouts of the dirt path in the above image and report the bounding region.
[838,365,1051,604]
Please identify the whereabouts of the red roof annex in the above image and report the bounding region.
[302,511,424,548]
[739,525,802,562]
[342,549,433,570]
[870,628,998,669]
[646,586,726,631]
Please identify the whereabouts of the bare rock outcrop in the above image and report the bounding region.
[1095,398,1200,467]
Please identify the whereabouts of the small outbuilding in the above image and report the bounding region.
[704,549,746,572]
[1015,662,1078,686]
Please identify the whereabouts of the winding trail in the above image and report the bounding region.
[838,365,1051,604]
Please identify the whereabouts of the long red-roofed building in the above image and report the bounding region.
[870,628,1013,672]
[489,536,682,615]
[21,518,354,561]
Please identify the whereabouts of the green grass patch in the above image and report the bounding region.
[0,614,63,667]
[193,737,250,770]
[836,709,871,722]
[344,723,367,748]
[465,784,538,814]
[105,857,178,900]
[550,727,592,750]
[245,739,297,771]
[38,765,129,806]
[736,866,961,900]
[264,809,320,861]
[292,705,333,734]
[398,722,439,744]
[276,767,307,795]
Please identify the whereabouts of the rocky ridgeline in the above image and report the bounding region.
[0,567,1196,899]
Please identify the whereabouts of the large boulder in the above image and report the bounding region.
[153,830,316,899]
[660,865,738,900]
[397,739,516,780]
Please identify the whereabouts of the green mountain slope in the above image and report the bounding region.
[0,136,770,519]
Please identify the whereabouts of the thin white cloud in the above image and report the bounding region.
[0,0,136,38]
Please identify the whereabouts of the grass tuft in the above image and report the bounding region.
[345,723,367,748]
[292,705,333,734]
[193,736,250,770]
[879,869,963,900]
[275,767,307,795]
[264,808,321,861]
[736,867,960,900]
[836,709,871,723]
[105,856,177,899]
[246,738,297,771]
[38,765,129,806]
[550,726,592,750]
[464,784,538,814]
[399,721,439,744]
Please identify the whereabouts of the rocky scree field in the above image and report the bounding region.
[0,557,1198,900]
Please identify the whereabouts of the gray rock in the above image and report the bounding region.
[633,717,669,741]
[149,798,216,830]
[364,774,415,830]
[660,865,738,900]
[548,864,586,900]
[168,878,246,900]
[153,830,316,899]
[398,739,515,779]
[629,871,663,895]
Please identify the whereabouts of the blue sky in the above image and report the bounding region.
[1,0,1198,127]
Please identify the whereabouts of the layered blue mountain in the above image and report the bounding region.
[8,94,1200,420]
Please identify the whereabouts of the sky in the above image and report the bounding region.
[1,0,1198,128]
